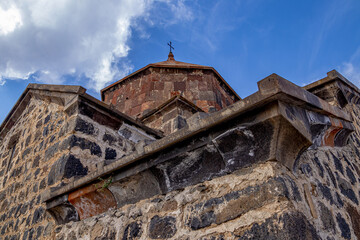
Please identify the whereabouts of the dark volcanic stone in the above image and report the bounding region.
[103,133,117,146]
[338,178,358,204]
[32,207,44,224]
[188,211,216,230]
[313,156,324,178]
[317,182,334,205]
[346,204,360,239]
[149,215,177,239]
[44,142,60,160]
[22,148,31,159]
[214,121,272,170]
[43,126,49,137]
[36,226,44,239]
[63,135,102,157]
[336,213,351,239]
[300,163,312,177]
[335,192,344,208]
[122,221,142,240]
[25,135,31,147]
[48,154,88,185]
[324,163,337,188]
[237,211,320,240]
[318,201,335,233]
[285,176,301,202]
[332,153,344,174]
[105,148,117,160]
[75,118,95,135]
[44,114,51,124]
[152,145,225,192]
[346,166,356,185]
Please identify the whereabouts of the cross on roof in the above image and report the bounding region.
[167,41,174,53]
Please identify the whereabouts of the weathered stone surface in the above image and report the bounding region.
[346,204,360,239]
[336,213,351,239]
[318,201,335,233]
[48,154,88,185]
[187,178,288,230]
[122,221,142,240]
[63,135,102,157]
[338,178,358,204]
[237,211,320,240]
[149,215,177,239]
[75,118,96,135]
[152,144,225,192]
[105,148,117,160]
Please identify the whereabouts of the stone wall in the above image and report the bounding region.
[0,87,158,240]
[0,97,70,240]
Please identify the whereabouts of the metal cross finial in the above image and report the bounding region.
[167,41,174,53]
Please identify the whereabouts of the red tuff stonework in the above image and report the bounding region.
[101,53,241,119]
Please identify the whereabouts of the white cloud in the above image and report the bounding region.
[0,4,22,35]
[341,62,360,84]
[0,0,193,91]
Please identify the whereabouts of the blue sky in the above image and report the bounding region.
[1,0,360,123]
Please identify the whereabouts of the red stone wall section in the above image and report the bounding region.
[102,67,239,118]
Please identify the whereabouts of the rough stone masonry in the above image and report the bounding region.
[0,53,360,240]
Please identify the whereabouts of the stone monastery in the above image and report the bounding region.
[1,51,360,239]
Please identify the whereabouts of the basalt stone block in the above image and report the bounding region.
[75,118,96,135]
[188,211,216,230]
[105,148,117,160]
[312,156,324,178]
[44,114,51,124]
[324,163,337,188]
[346,204,360,239]
[152,145,225,192]
[331,153,344,174]
[338,178,358,204]
[43,126,49,137]
[32,207,44,224]
[149,216,176,239]
[47,154,88,186]
[317,182,334,205]
[62,135,102,157]
[213,121,272,171]
[237,211,320,240]
[44,142,59,161]
[318,201,336,233]
[346,166,356,185]
[103,133,118,146]
[122,221,142,240]
[335,192,344,208]
[187,178,288,230]
[109,171,161,209]
[336,213,351,240]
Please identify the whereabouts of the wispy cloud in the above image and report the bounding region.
[0,0,193,91]
[341,62,360,84]
[308,1,350,69]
